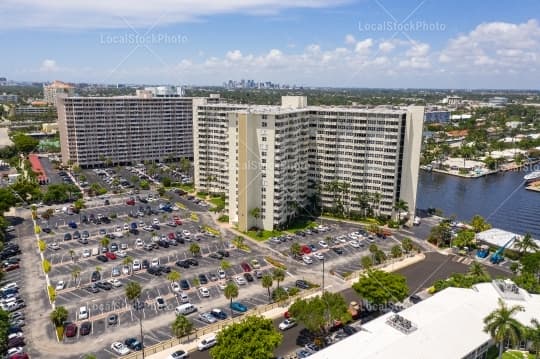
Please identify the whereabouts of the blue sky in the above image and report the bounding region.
[1,0,539,88]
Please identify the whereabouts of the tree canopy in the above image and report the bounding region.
[352,270,409,308]
[289,292,350,334]
[210,315,282,359]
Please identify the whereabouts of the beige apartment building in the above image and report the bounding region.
[57,92,198,167]
[194,96,424,231]
[43,80,75,106]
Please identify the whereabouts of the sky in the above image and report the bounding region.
[1,0,540,89]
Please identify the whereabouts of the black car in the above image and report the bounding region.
[86,285,99,293]
[110,243,118,252]
[73,231,81,240]
[125,337,143,351]
[198,274,208,284]
[186,258,198,266]
[179,279,190,290]
[142,260,150,269]
[409,294,422,304]
[243,272,254,282]
[96,282,112,291]
[217,250,230,257]
[104,199,110,205]
[295,279,310,289]
[133,300,145,310]
[107,314,118,325]
[63,233,72,241]
[158,240,169,248]
[158,266,171,274]
[91,271,101,282]
[147,267,161,276]
[343,325,358,336]
[7,336,25,348]
[80,321,92,336]
[332,247,344,255]
[176,237,185,244]
[209,252,222,260]
[7,326,22,335]
[81,215,88,224]
[96,255,108,263]
[175,260,189,268]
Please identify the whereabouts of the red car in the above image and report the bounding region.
[105,252,117,260]
[2,262,19,271]
[301,245,311,254]
[173,216,182,225]
[10,354,29,359]
[168,232,176,240]
[64,323,78,338]
[126,198,135,205]
[240,262,252,273]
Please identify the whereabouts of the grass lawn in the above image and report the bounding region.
[245,229,283,242]
[283,218,318,232]
[190,212,199,222]
[502,351,534,359]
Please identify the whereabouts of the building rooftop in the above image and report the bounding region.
[310,282,540,359]
[45,80,74,89]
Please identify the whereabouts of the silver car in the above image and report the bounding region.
[199,312,217,324]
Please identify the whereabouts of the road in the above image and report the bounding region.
[186,251,512,359]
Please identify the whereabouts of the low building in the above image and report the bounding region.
[310,281,540,359]
[0,93,18,103]
[476,228,539,252]
[424,110,451,123]
[489,97,509,107]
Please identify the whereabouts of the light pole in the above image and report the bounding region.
[322,257,325,294]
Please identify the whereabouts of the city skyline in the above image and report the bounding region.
[1,0,539,89]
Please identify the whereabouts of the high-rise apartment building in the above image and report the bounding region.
[194,96,424,231]
[43,80,75,106]
[57,92,200,167]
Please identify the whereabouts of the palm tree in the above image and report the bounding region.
[468,261,489,279]
[390,245,403,258]
[224,282,239,319]
[189,243,201,257]
[249,207,261,228]
[125,281,144,358]
[394,199,409,223]
[527,319,540,359]
[515,233,539,255]
[220,260,231,271]
[290,243,301,258]
[123,256,134,275]
[100,237,110,248]
[171,314,194,338]
[261,274,273,303]
[95,266,102,277]
[71,266,81,287]
[372,192,382,217]
[360,256,373,270]
[68,249,76,262]
[401,237,414,253]
[167,270,181,284]
[483,298,525,359]
[272,268,285,290]
[50,306,69,327]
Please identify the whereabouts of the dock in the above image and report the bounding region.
[526,180,540,193]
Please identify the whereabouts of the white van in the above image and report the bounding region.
[91,247,100,256]
[197,334,217,351]
[175,303,197,316]
[79,306,89,320]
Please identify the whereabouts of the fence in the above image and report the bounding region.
[123,287,320,359]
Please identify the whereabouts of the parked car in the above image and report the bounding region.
[230,301,247,312]
[279,318,297,330]
[199,312,217,324]
[167,350,188,359]
[210,308,227,320]
[240,262,251,272]
[80,321,91,336]
[111,341,130,355]
[197,334,217,351]
[64,323,77,337]
[125,337,143,351]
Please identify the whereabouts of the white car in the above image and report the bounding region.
[1,283,17,291]
[278,318,297,330]
[7,347,23,356]
[414,216,421,225]
[55,281,66,290]
[151,258,160,267]
[122,265,130,275]
[302,256,313,264]
[171,282,181,292]
[123,223,130,231]
[182,230,191,237]
[48,242,60,250]
[234,276,247,285]
[167,350,189,359]
[217,268,226,279]
[108,278,122,287]
[318,240,328,248]
[250,259,261,269]
[197,335,217,351]
[337,236,347,243]
[79,306,89,320]
[132,260,141,271]
[116,226,122,232]
[82,248,91,257]
[135,238,144,247]
[152,218,160,225]
[116,250,127,258]
[314,252,324,260]
[349,240,360,248]
[199,287,210,297]
[111,342,131,355]
[178,292,189,303]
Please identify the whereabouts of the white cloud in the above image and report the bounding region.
[40,59,58,72]
[0,0,348,28]
[378,41,395,53]
[344,34,356,45]
[226,50,243,61]
[354,38,373,54]
[406,42,430,57]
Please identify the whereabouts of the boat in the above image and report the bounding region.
[524,171,540,183]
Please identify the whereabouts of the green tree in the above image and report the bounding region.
[171,314,194,338]
[12,132,39,153]
[390,245,403,258]
[468,261,490,279]
[122,256,134,275]
[352,270,409,308]
[289,292,351,334]
[453,229,476,249]
[0,309,10,354]
[515,233,539,255]
[157,186,166,196]
[167,270,181,283]
[125,281,142,302]
[360,256,373,270]
[261,275,273,302]
[73,198,85,211]
[100,237,110,248]
[162,177,172,187]
[139,180,150,190]
[401,237,414,253]
[210,315,282,359]
[272,287,289,302]
[272,268,285,289]
[189,243,201,257]
[290,242,301,257]
[427,222,452,247]
[470,215,491,233]
[220,260,231,271]
[224,282,239,319]
[50,306,69,327]
[393,199,409,222]
[527,319,540,359]
[71,266,81,286]
[179,157,191,174]
[249,207,261,225]
[368,243,379,254]
[483,298,525,359]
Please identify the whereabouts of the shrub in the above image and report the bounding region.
[288,287,300,296]
[43,259,51,273]
[48,285,56,302]
[265,256,287,270]
[217,215,229,222]
[38,239,46,252]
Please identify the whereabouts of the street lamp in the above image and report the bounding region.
[321,257,325,294]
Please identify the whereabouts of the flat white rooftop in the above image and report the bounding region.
[476,228,539,252]
[309,282,540,359]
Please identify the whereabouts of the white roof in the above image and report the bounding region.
[310,282,540,359]
[475,228,529,251]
